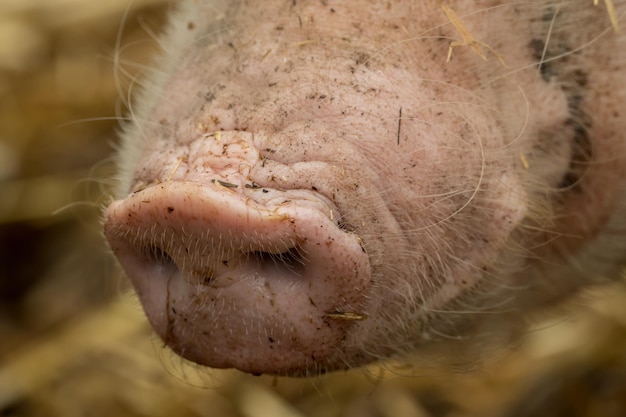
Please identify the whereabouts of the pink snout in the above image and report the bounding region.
[104,180,371,375]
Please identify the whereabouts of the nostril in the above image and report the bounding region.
[135,243,180,278]
[144,244,175,266]
[250,247,306,277]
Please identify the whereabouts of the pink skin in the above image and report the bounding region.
[104,0,626,375]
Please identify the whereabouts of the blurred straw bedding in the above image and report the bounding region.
[0,1,626,416]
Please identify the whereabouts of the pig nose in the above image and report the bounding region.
[104,181,359,287]
[103,180,372,373]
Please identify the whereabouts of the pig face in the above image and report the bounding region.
[104,0,626,376]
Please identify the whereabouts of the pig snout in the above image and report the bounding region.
[104,132,372,375]
[104,0,626,376]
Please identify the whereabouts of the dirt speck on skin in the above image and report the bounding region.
[0,1,625,416]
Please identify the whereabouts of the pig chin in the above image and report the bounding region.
[103,130,373,375]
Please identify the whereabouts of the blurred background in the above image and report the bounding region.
[0,1,625,416]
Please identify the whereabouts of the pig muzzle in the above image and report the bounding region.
[103,131,372,375]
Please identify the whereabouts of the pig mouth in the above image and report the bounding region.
[104,179,372,375]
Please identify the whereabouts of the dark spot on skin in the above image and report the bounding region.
[268,337,275,343]
[542,6,557,22]
[354,52,371,66]
[202,265,215,284]
[397,106,403,145]
[558,68,592,192]
[529,30,578,83]
[187,21,195,30]
[167,207,174,213]
[533,13,592,193]
[528,38,557,81]
[204,91,215,101]
[570,69,589,88]
[558,116,592,191]
[558,172,581,190]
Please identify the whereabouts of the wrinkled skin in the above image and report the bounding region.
[104,0,626,376]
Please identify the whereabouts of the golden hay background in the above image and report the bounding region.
[0,1,625,416]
